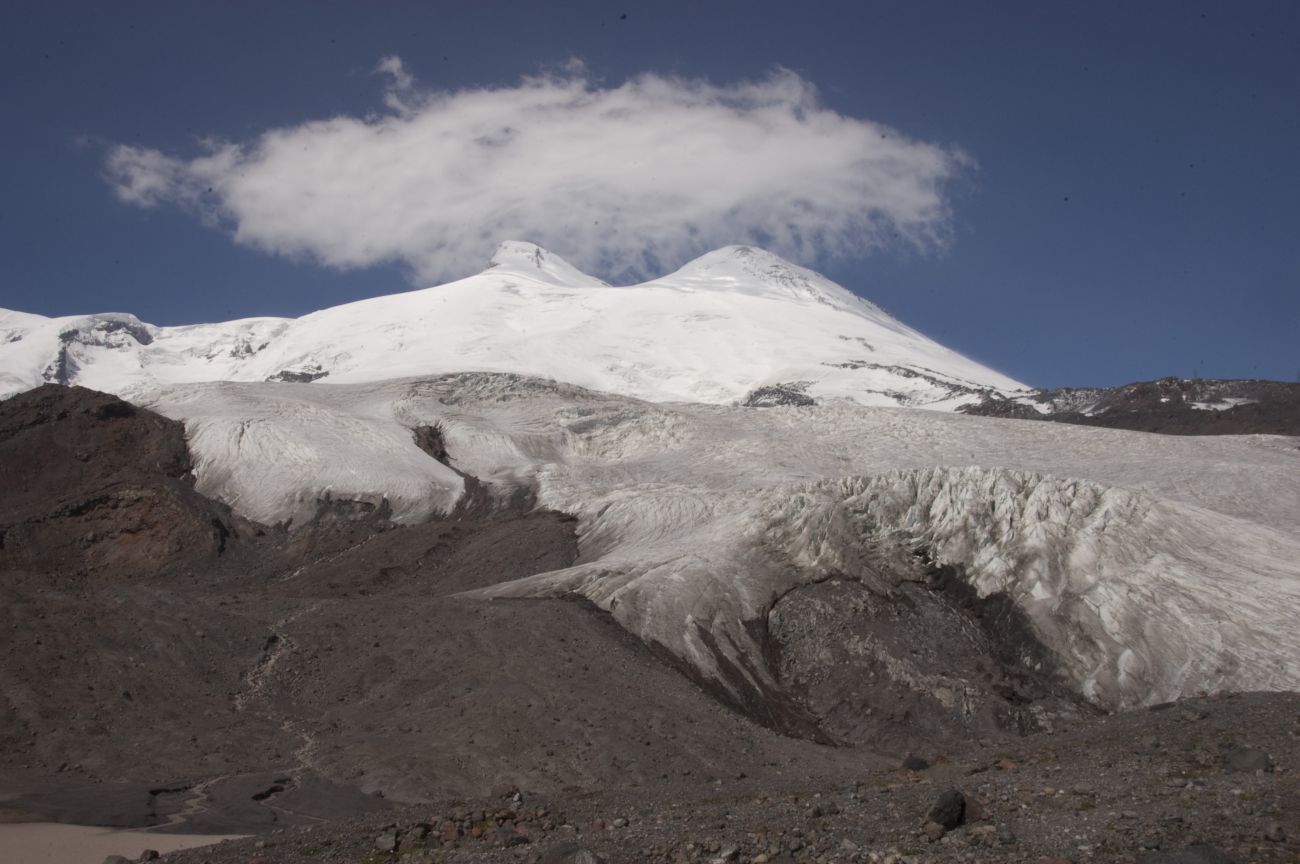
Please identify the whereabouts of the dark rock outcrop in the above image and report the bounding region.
[963,376,1300,436]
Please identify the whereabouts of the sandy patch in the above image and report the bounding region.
[0,822,243,864]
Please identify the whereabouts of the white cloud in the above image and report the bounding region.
[104,61,969,284]
[374,55,416,113]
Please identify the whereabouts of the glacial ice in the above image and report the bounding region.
[139,373,1300,713]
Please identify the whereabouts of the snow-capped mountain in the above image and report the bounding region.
[0,242,1024,407]
[7,240,1297,721]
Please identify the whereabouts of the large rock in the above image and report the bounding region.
[926,788,966,830]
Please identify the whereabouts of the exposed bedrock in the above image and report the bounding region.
[766,574,1093,753]
[0,385,248,578]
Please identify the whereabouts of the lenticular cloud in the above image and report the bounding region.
[105,59,968,283]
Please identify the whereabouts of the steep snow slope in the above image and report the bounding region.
[0,243,1023,407]
[139,374,1300,713]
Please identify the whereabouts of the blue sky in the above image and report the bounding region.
[1,0,1297,387]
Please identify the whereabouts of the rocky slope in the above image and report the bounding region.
[161,691,1298,864]
[963,377,1300,436]
[0,386,860,834]
[2,381,1297,864]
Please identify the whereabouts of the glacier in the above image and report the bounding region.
[133,373,1300,716]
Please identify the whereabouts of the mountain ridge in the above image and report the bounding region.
[0,242,1025,408]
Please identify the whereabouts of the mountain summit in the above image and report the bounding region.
[658,245,880,313]
[487,240,607,287]
[0,243,1024,406]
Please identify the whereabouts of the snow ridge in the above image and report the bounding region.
[0,243,1025,408]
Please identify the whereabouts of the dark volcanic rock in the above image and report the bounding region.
[743,384,815,407]
[963,376,1300,436]
[0,384,246,578]
[927,788,966,830]
[265,366,329,383]
[766,576,1089,750]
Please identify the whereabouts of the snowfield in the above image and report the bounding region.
[0,242,1024,408]
[137,373,1300,714]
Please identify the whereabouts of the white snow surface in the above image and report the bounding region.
[0,242,1024,408]
[139,373,1300,712]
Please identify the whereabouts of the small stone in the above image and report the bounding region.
[538,845,605,864]
[1136,845,1235,863]
[902,755,929,771]
[1263,822,1285,842]
[927,788,966,830]
[995,757,1018,771]
[139,852,160,862]
[612,817,628,828]
[996,824,1016,845]
[497,826,529,846]
[1223,747,1272,773]
[375,829,400,852]
[923,821,946,841]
